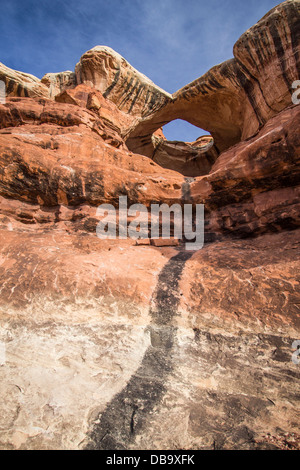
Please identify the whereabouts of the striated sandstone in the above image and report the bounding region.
[0,228,299,450]
[151,134,218,177]
[2,2,298,177]
[126,0,300,163]
[0,0,299,452]
[190,104,300,238]
[41,71,76,98]
[75,46,172,118]
[0,62,49,99]
[0,97,183,209]
[54,83,136,137]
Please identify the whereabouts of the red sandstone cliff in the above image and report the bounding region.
[0,0,299,451]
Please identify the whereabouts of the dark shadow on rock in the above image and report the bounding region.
[85,250,193,450]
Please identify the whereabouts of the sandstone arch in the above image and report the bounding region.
[0,1,299,177]
[124,0,300,174]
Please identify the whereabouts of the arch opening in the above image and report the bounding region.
[125,118,219,178]
[162,119,210,143]
[151,119,217,177]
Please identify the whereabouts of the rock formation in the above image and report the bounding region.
[0,62,49,99]
[126,0,300,162]
[41,71,76,99]
[0,0,299,451]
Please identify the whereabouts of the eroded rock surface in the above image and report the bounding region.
[75,46,172,118]
[0,0,299,451]
[0,63,49,100]
[126,0,300,161]
[0,229,299,450]
[41,71,77,99]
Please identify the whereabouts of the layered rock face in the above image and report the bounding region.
[0,63,49,99]
[0,0,299,451]
[75,46,172,118]
[126,0,300,159]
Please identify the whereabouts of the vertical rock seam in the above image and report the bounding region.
[85,249,194,450]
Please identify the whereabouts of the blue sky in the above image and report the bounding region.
[0,0,281,141]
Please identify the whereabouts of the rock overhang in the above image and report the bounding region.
[0,0,300,451]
